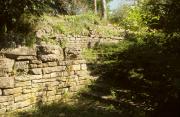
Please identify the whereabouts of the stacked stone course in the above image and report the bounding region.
[0,34,122,113]
[0,44,90,113]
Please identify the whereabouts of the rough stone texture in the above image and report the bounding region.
[0,47,36,57]
[0,35,120,114]
[65,47,82,60]
[3,87,22,96]
[0,77,14,88]
[0,58,14,75]
[0,96,14,103]
[29,68,42,75]
[14,61,29,72]
[38,54,60,62]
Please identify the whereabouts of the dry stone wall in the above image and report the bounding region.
[56,34,123,49]
[0,33,122,113]
[0,44,90,113]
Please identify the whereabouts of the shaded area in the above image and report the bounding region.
[16,97,122,117]
[86,34,180,117]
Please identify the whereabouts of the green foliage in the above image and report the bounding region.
[51,13,100,35]
[140,0,180,33]
[87,32,180,116]
[110,5,147,32]
[0,0,53,33]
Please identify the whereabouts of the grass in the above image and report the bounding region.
[36,13,123,37]
[11,96,121,117]
[83,32,180,117]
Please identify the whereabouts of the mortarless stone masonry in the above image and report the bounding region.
[0,34,122,113]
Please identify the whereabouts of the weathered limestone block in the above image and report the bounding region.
[3,87,22,96]
[1,47,36,57]
[23,88,32,94]
[72,65,81,71]
[29,64,38,69]
[0,77,14,88]
[44,81,59,88]
[0,58,14,75]
[14,61,29,72]
[0,96,13,103]
[38,54,61,62]
[63,71,75,76]
[30,60,42,64]
[13,99,32,109]
[65,47,82,60]
[42,66,65,74]
[43,78,57,82]
[50,72,63,78]
[57,61,66,66]
[46,91,56,96]
[15,75,42,82]
[16,56,36,60]
[15,81,31,87]
[37,45,62,55]
[47,62,57,67]
[37,43,64,62]
[0,101,12,112]
[37,64,43,68]
[31,82,43,88]
[42,63,48,68]
[15,93,32,102]
[29,68,42,75]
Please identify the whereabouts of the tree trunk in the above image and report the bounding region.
[101,0,107,20]
[94,0,97,14]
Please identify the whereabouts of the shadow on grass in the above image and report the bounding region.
[87,35,180,117]
[17,97,122,117]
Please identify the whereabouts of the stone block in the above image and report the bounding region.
[37,64,43,68]
[23,88,32,94]
[29,68,42,75]
[29,64,38,69]
[13,99,32,109]
[47,62,57,67]
[0,77,14,88]
[16,56,36,60]
[72,65,81,71]
[38,54,62,62]
[37,44,62,55]
[1,47,36,57]
[46,91,56,96]
[0,96,13,103]
[15,75,42,82]
[50,72,63,78]
[3,87,22,95]
[14,61,29,71]
[15,94,32,102]
[32,79,43,83]
[0,58,14,75]
[42,66,65,74]
[30,60,42,64]
[15,81,31,87]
